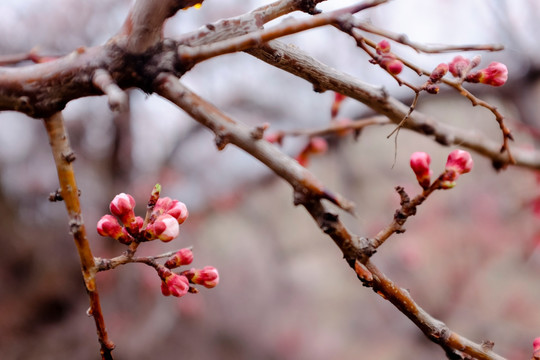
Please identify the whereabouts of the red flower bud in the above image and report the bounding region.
[185,266,219,288]
[533,337,540,360]
[429,63,449,83]
[331,92,347,118]
[441,149,473,189]
[97,214,133,245]
[145,214,180,242]
[160,271,190,298]
[376,40,391,54]
[466,62,508,87]
[165,248,194,269]
[109,193,138,230]
[448,55,470,78]
[380,54,403,75]
[410,152,432,189]
[154,197,189,225]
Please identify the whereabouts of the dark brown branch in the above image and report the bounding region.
[364,259,507,360]
[43,112,114,360]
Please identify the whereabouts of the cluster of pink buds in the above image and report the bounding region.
[97,185,189,244]
[295,137,328,167]
[447,55,508,87]
[158,254,219,298]
[410,150,473,190]
[374,40,403,75]
[97,185,219,299]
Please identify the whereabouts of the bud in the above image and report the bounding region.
[185,266,219,288]
[109,193,137,230]
[145,214,180,242]
[429,63,449,83]
[424,84,440,94]
[331,92,347,118]
[532,337,540,360]
[295,137,328,167]
[380,54,403,75]
[376,40,391,54]
[165,248,194,269]
[309,137,328,154]
[448,55,470,78]
[264,132,284,145]
[154,197,189,225]
[97,214,133,245]
[441,149,473,189]
[466,62,508,87]
[160,270,190,298]
[410,152,432,189]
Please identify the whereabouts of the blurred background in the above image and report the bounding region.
[1,0,539,359]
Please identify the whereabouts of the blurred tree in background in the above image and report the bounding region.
[1,0,539,359]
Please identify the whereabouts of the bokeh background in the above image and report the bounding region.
[1,0,539,359]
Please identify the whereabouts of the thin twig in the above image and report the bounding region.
[43,112,114,360]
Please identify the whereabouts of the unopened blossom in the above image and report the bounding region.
[376,40,391,54]
[466,62,508,87]
[185,266,220,289]
[441,150,473,189]
[331,92,347,118]
[97,214,133,245]
[160,271,190,298]
[109,193,138,230]
[165,248,194,269]
[380,54,403,75]
[145,214,180,242]
[448,55,470,78]
[532,337,540,360]
[295,137,328,167]
[429,63,449,83]
[154,197,189,225]
[410,152,432,189]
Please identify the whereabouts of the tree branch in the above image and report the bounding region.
[43,112,114,360]
[246,41,540,170]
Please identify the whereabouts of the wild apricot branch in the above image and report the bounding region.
[43,112,114,360]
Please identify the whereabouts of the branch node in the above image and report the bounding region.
[250,123,269,140]
[215,134,231,150]
[62,151,77,163]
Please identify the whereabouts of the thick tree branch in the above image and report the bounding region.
[43,112,114,360]
[115,0,205,53]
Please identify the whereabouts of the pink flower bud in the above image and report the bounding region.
[97,214,133,245]
[410,152,432,189]
[331,92,347,118]
[441,149,473,189]
[448,55,470,78]
[145,214,180,242]
[380,54,403,75]
[154,197,189,225]
[185,266,219,289]
[429,63,449,83]
[264,132,284,145]
[160,271,190,298]
[533,338,540,360]
[466,62,508,87]
[165,248,194,269]
[376,40,391,54]
[109,193,137,230]
[309,137,328,154]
